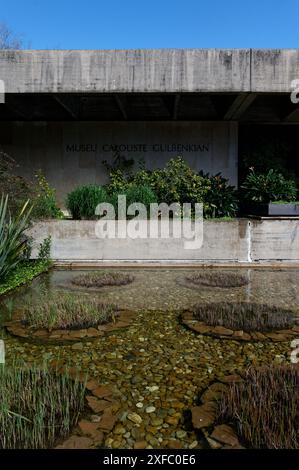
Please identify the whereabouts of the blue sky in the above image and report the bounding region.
[1,0,298,49]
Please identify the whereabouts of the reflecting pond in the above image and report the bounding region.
[0,267,298,449]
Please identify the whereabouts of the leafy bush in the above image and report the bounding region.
[0,363,85,449]
[0,195,32,281]
[66,185,108,219]
[241,169,298,203]
[0,152,35,216]
[106,157,237,218]
[109,184,157,217]
[108,157,210,208]
[126,184,157,207]
[241,138,298,182]
[146,157,210,206]
[0,152,62,219]
[103,151,135,178]
[31,170,63,219]
[193,302,296,332]
[185,271,248,288]
[72,271,134,288]
[218,366,299,448]
[200,172,239,218]
[0,260,51,296]
[37,235,52,261]
[106,169,130,195]
[22,291,118,330]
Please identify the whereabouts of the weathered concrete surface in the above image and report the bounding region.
[27,219,299,263]
[1,121,238,204]
[0,49,251,93]
[1,49,298,94]
[250,219,299,261]
[251,49,299,92]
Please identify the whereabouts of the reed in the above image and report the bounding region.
[72,271,134,288]
[0,363,85,449]
[218,366,299,449]
[193,302,296,331]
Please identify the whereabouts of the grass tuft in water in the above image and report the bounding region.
[217,366,299,449]
[193,302,297,332]
[0,363,85,449]
[21,290,118,330]
[185,271,248,288]
[72,271,134,288]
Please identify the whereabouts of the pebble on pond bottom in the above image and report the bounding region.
[2,304,293,449]
[1,267,298,449]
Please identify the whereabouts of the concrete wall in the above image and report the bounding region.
[1,121,238,205]
[26,219,299,263]
[250,219,299,261]
[1,49,299,93]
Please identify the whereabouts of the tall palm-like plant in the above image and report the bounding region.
[0,195,32,281]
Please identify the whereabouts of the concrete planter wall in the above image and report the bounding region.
[26,219,299,264]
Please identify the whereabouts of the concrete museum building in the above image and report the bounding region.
[0,49,298,263]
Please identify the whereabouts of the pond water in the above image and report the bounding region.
[0,267,298,449]
[3,267,298,312]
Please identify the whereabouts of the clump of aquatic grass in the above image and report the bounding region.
[72,271,134,288]
[22,291,118,330]
[185,271,248,288]
[217,366,299,449]
[0,363,85,449]
[193,302,297,332]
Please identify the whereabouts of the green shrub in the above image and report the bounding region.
[241,169,298,203]
[0,152,34,216]
[241,138,298,182]
[0,260,51,296]
[0,363,85,449]
[0,195,32,281]
[106,169,130,195]
[124,157,210,207]
[31,170,63,220]
[109,184,157,217]
[66,184,108,219]
[126,184,157,207]
[0,152,62,220]
[37,235,52,261]
[103,152,135,178]
[200,172,239,218]
[105,156,237,217]
[148,157,210,205]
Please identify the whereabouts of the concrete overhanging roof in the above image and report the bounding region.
[0,48,299,94]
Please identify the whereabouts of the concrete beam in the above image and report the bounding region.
[224,93,257,120]
[52,95,80,119]
[283,105,299,122]
[114,94,128,119]
[173,94,180,120]
[4,95,33,119]
[1,49,298,95]
[0,49,251,93]
[251,49,299,93]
